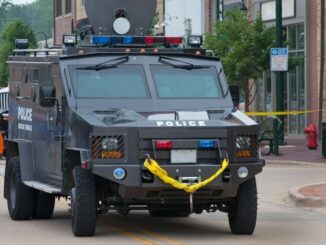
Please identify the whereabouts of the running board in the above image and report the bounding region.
[23,181,61,194]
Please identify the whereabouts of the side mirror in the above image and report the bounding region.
[40,85,56,107]
[229,85,240,108]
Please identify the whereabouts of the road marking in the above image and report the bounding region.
[108,214,187,245]
[99,219,160,245]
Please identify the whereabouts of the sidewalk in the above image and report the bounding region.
[263,137,326,207]
[263,137,325,164]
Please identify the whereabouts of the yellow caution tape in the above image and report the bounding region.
[143,158,229,193]
[245,110,319,116]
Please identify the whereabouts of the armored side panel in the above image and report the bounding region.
[84,0,157,35]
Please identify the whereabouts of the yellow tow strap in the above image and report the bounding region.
[143,158,229,193]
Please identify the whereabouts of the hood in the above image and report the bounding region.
[72,108,256,129]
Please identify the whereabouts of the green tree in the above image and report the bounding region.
[0,0,12,32]
[148,12,159,35]
[0,20,36,85]
[5,0,53,40]
[183,18,192,47]
[206,9,274,111]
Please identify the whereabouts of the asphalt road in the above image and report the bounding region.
[1,161,326,245]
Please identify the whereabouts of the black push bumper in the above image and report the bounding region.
[92,161,264,200]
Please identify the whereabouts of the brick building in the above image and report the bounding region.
[53,0,75,46]
[249,0,323,136]
[219,0,323,136]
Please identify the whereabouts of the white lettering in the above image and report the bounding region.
[18,123,32,132]
[157,121,164,127]
[155,121,208,127]
[199,121,206,126]
[18,107,32,122]
[18,123,25,130]
[189,121,196,126]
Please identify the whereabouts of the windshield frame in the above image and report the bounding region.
[59,54,234,112]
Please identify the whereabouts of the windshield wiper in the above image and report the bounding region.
[159,56,210,70]
[77,56,129,71]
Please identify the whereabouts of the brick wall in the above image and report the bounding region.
[320,0,326,123]
[54,0,76,46]
[205,0,213,33]
[156,0,165,35]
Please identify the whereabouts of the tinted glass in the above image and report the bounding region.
[151,65,222,99]
[69,65,149,98]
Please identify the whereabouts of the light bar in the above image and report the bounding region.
[198,140,216,149]
[155,140,173,149]
[90,35,183,46]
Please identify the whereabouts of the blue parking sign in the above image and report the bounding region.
[271,48,289,71]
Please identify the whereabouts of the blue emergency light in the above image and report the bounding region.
[90,35,183,46]
[198,140,216,149]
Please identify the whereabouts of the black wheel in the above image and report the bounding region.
[148,209,171,217]
[33,191,55,219]
[172,210,191,217]
[7,156,36,220]
[228,177,257,235]
[71,166,97,237]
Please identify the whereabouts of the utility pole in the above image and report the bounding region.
[275,0,285,149]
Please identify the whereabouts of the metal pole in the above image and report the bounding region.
[275,0,284,150]
[216,0,224,21]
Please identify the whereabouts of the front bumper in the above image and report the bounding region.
[92,161,264,200]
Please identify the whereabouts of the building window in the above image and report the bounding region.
[56,0,62,17]
[261,0,295,21]
[66,0,72,14]
[257,23,305,135]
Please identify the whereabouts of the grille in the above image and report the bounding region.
[92,135,125,159]
[234,135,258,158]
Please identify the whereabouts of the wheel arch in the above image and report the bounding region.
[62,148,90,194]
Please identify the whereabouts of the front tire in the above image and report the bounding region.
[228,177,257,235]
[71,166,97,237]
[7,156,36,220]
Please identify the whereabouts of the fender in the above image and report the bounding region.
[62,148,91,194]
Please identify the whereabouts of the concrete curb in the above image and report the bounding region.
[288,183,326,208]
[266,160,326,166]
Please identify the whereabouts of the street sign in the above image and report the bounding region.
[270,48,289,71]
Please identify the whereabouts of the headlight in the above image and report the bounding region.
[102,138,118,151]
[101,137,123,159]
[236,136,251,149]
[238,167,249,178]
[235,136,257,158]
[92,135,125,159]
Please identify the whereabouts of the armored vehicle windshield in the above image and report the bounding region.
[63,54,230,112]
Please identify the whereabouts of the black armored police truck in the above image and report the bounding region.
[3,0,264,237]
